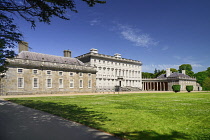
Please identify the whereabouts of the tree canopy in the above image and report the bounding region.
[0,0,106,73]
[178,64,194,77]
[179,64,192,72]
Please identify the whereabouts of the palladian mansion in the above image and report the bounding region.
[0,42,202,95]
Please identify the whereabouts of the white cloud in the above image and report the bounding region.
[173,55,202,65]
[143,64,179,72]
[89,19,101,26]
[117,24,158,48]
[143,63,205,73]
[162,46,169,51]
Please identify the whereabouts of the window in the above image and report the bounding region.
[33,78,39,88]
[17,78,24,88]
[33,69,38,74]
[46,79,52,88]
[70,72,74,76]
[79,80,83,88]
[88,73,92,77]
[79,72,83,77]
[88,80,92,88]
[70,80,74,88]
[17,68,23,73]
[46,70,51,75]
[59,71,63,76]
[59,79,63,88]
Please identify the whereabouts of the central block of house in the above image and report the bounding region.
[76,49,143,92]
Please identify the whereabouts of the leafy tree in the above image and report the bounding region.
[179,64,192,72]
[154,68,158,74]
[194,71,207,87]
[154,69,166,78]
[0,0,106,73]
[142,72,154,78]
[207,67,210,77]
[203,77,210,91]
[178,64,194,77]
[186,70,194,77]
[170,68,178,73]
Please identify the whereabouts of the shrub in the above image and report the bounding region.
[172,85,181,93]
[186,85,193,92]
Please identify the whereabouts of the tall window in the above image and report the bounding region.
[59,79,63,88]
[79,80,83,88]
[88,80,92,88]
[33,78,39,88]
[70,80,74,88]
[47,79,52,88]
[17,78,24,88]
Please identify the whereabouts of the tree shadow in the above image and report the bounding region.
[8,99,110,129]
[115,130,189,140]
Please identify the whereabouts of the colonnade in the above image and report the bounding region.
[142,81,168,91]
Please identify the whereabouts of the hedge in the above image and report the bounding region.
[172,85,181,93]
[186,85,193,92]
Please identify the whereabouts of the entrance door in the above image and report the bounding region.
[119,81,122,87]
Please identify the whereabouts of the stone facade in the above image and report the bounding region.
[0,42,97,95]
[76,49,142,92]
[142,68,202,91]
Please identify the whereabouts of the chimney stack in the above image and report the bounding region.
[90,48,98,54]
[166,68,171,77]
[19,41,28,53]
[64,50,71,57]
[182,70,186,75]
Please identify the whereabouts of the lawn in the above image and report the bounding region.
[8,92,210,140]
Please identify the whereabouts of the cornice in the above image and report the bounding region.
[76,52,142,65]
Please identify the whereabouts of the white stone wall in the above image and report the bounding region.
[89,57,142,91]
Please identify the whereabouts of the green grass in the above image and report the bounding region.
[8,92,210,140]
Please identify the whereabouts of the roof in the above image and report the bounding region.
[157,72,191,79]
[76,52,142,65]
[16,51,85,66]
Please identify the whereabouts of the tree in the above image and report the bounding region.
[0,0,106,73]
[194,71,208,87]
[207,67,210,77]
[142,72,154,78]
[154,68,158,74]
[179,64,192,72]
[170,68,178,73]
[203,77,210,91]
[178,64,194,77]
[154,69,166,78]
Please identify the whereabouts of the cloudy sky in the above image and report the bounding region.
[14,0,210,73]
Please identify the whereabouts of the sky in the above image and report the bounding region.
[13,0,210,73]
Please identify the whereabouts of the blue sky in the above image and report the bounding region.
[14,0,210,73]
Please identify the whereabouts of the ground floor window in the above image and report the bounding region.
[88,80,92,88]
[79,80,83,88]
[33,78,39,88]
[17,78,24,88]
[59,79,63,88]
[70,80,74,88]
[47,79,52,88]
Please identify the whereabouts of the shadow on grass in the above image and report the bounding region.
[115,130,189,140]
[8,99,110,130]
